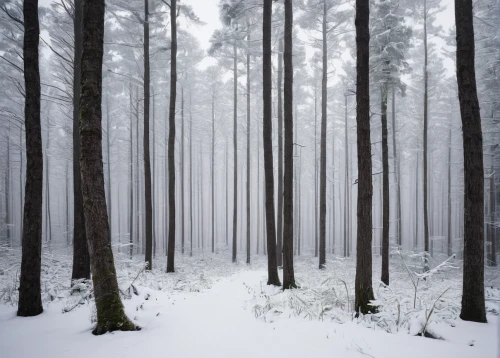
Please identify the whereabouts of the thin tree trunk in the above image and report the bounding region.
[423,0,430,264]
[263,0,280,285]
[19,126,24,241]
[447,110,452,257]
[211,95,215,253]
[392,87,401,247]
[381,85,389,285]
[6,136,10,247]
[246,27,251,265]
[143,0,153,269]
[106,93,112,243]
[319,0,327,269]
[78,0,136,334]
[489,159,496,266]
[189,88,193,257]
[129,81,134,259]
[18,0,43,317]
[166,0,177,272]
[181,86,184,255]
[257,131,260,255]
[354,0,375,314]
[455,0,486,323]
[226,138,228,247]
[282,0,296,289]
[232,42,238,263]
[344,95,348,257]
[314,82,318,258]
[45,119,51,244]
[277,37,284,267]
[152,88,156,257]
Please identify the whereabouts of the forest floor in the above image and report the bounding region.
[0,246,499,358]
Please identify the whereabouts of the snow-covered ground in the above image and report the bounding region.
[0,248,499,358]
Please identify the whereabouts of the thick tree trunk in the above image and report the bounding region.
[71,0,90,280]
[277,37,284,267]
[381,85,389,286]
[354,0,375,314]
[282,0,296,289]
[246,28,251,265]
[166,0,177,273]
[455,0,486,323]
[263,0,280,284]
[319,0,327,270]
[18,0,43,317]
[232,43,238,263]
[79,0,136,334]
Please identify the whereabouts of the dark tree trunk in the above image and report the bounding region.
[167,0,177,273]
[211,95,215,253]
[71,0,90,281]
[263,0,280,285]
[246,28,251,265]
[447,110,452,257]
[181,86,185,255]
[232,42,238,264]
[79,0,136,335]
[129,81,134,259]
[6,137,10,247]
[143,0,153,269]
[354,0,375,314]
[277,37,284,267]
[189,89,193,257]
[489,159,496,266]
[18,0,43,317]
[319,0,327,270]
[381,85,389,286]
[423,0,430,263]
[455,0,486,323]
[282,0,296,290]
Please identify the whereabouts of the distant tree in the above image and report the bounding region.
[17,0,43,317]
[371,0,411,284]
[455,0,487,324]
[354,0,375,314]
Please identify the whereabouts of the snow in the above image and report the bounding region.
[0,251,499,358]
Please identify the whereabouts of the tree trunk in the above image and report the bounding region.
[277,37,284,267]
[489,159,496,266]
[282,0,296,289]
[455,0,486,323]
[263,0,280,285]
[211,95,215,253]
[246,27,251,265]
[232,42,238,263]
[354,0,375,314]
[319,0,327,269]
[447,110,452,257]
[181,86,185,255]
[423,0,430,264]
[45,119,51,244]
[71,0,90,281]
[143,0,153,269]
[18,0,43,317]
[257,132,260,255]
[381,85,389,286]
[344,96,348,257]
[78,0,136,334]
[166,0,177,273]
[6,136,10,247]
[392,87,401,247]
[129,81,134,259]
[106,93,112,243]
[314,81,318,258]
[226,138,229,247]
[189,88,193,257]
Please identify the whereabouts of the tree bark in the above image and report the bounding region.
[423,0,430,264]
[354,0,375,314]
[181,86,184,255]
[447,109,452,257]
[282,0,296,289]
[18,0,43,317]
[277,37,284,267]
[246,27,251,265]
[392,87,401,247]
[319,0,327,270]
[263,0,280,285]
[189,88,193,257]
[455,0,486,323]
[129,81,134,259]
[381,85,389,286]
[211,95,215,253]
[106,93,112,243]
[232,42,238,263]
[489,159,496,266]
[79,0,136,334]
[166,0,177,273]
